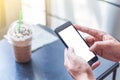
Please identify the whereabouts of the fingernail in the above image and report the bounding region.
[65,48,67,51]
[89,47,93,51]
[68,48,74,54]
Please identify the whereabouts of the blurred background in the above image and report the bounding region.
[1,0,120,40]
[0,0,120,80]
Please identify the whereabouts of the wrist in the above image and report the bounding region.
[75,72,95,80]
[75,69,95,80]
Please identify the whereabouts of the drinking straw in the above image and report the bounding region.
[18,10,22,33]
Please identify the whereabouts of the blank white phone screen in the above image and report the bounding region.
[59,25,95,61]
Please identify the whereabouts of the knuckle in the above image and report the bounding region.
[67,66,74,72]
[94,42,100,47]
[72,57,76,62]
[99,31,106,37]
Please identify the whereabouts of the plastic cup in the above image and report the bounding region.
[8,20,32,63]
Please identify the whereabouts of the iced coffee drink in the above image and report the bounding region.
[8,21,32,63]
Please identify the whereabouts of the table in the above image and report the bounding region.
[0,25,119,80]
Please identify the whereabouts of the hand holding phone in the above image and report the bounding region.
[55,21,98,66]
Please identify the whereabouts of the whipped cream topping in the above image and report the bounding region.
[8,21,32,41]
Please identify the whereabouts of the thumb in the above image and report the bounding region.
[89,41,106,56]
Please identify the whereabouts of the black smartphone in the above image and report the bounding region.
[55,21,98,66]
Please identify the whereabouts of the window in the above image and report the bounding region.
[0,0,46,39]
[22,0,46,25]
[48,0,100,30]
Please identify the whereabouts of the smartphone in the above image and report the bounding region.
[55,21,98,66]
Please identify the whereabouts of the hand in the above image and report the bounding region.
[75,25,120,62]
[64,48,99,80]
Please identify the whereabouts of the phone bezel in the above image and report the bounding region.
[55,21,98,66]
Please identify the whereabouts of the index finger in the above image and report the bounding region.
[64,48,70,68]
[74,25,106,40]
